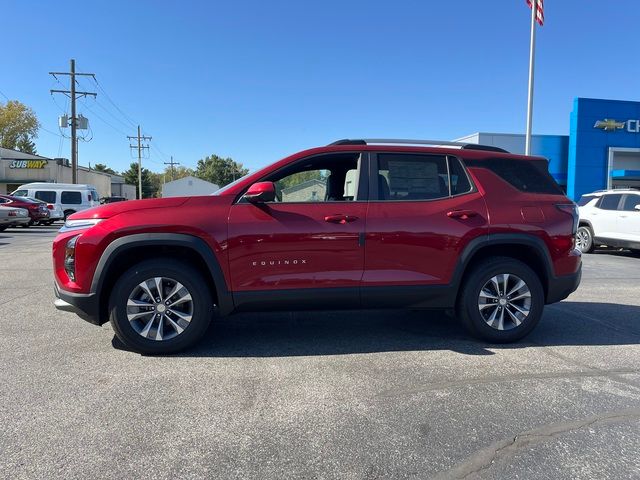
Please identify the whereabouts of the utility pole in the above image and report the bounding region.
[164,156,179,181]
[50,59,96,183]
[127,126,151,199]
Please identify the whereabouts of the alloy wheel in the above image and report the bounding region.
[478,274,531,331]
[575,227,591,252]
[126,276,194,341]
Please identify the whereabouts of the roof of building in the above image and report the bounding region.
[0,147,51,161]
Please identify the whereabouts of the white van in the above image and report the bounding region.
[12,183,100,219]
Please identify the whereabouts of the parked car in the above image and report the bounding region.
[0,195,49,226]
[12,183,100,220]
[53,139,581,354]
[100,196,127,204]
[576,189,640,253]
[30,198,64,225]
[0,206,30,231]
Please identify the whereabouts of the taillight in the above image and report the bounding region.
[8,210,17,217]
[556,203,579,235]
[47,204,54,210]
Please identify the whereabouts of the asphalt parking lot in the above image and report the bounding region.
[1,226,639,479]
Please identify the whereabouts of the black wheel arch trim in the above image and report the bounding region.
[451,233,561,303]
[91,233,233,316]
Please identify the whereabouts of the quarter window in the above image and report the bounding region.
[597,194,623,211]
[61,191,82,205]
[376,154,450,201]
[35,191,57,203]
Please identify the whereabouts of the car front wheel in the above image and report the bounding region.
[109,259,214,354]
[575,225,594,253]
[457,257,545,343]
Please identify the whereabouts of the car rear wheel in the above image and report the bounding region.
[575,225,594,253]
[457,257,544,343]
[109,259,214,354]
[0,225,6,232]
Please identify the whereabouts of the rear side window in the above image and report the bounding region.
[620,194,640,211]
[577,195,596,206]
[61,191,82,204]
[448,157,472,195]
[376,154,449,201]
[465,157,564,194]
[35,191,56,203]
[597,194,623,211]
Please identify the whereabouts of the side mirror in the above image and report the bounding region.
[245,182,276,203]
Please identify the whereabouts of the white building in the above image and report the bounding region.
[162,176,219,198]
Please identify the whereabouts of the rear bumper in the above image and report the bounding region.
[546,263,582,304]
[54,282,101,325]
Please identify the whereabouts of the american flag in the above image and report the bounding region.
[526,0,544,26]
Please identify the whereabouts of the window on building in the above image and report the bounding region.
[61,191,82,205]
[376,154,450,201]
[35,191,57,203]
[597,194,623,211]
[621,194,640,212]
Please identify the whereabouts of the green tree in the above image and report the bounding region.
[164,165,194,181]
[122,162,159,199]
[93,163,118,175]
[15,134,37,155]
[0,100,40,152]
[195,154,248,187]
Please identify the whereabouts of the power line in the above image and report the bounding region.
[79,98,129,136]
[127,126,152,199]
[164,156,180,180]
[0,89,9,101]
[92,77,138,128]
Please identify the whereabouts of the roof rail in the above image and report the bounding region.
[328,138,509,153]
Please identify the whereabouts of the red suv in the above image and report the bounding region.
[53,139,581,354]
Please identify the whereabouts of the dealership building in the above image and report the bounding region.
[458,97,640,200]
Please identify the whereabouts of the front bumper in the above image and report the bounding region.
[54,282,102,325]
[546,263,582,304]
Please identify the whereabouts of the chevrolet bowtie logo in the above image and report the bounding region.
[594,119,625,131]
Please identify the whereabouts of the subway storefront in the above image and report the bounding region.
[0,148,111,197]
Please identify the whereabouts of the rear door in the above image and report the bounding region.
[592,193,623,239]
[362,152,488,307]
[617,194,640,243]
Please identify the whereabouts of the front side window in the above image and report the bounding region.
[61,191,82,205]
[597,194,623,211]
[376,154,450,201]
[256,152,363,203]
[12,190,28,197]
[621,194,640,212]
[35,191,57,203]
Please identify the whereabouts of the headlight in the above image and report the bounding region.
[61,218,103,232]
[64,235,80,281]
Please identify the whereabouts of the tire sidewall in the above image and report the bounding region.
[576,226,593,253]
[109,259,212,354]
[460,259,545,343]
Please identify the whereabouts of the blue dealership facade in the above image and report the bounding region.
[457,97,640,200]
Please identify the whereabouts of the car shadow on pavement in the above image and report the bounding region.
[111,301,640,357]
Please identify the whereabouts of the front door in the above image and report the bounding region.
[617,194,640,243]
[227,152,368,310]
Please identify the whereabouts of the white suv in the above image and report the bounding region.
[576,189,640,253]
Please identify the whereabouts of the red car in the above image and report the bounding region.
[0,195,49,226]
[53,139,581,354]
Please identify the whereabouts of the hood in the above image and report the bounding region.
[70,197,190,220]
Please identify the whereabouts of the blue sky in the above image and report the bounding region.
[2,0,639,173]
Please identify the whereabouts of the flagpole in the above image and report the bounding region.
[525,0,537,155]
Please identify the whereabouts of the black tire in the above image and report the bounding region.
[63,210,75,220]
[109,258,214,354]
[575,225,594,253]
[456,257,545,343]
[21,223,30,228]
[0,225,6,232]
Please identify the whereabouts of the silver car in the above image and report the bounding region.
[0,205,30,231]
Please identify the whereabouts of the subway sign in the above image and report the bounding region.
[594,118,640,133]
[8,160,48,169]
